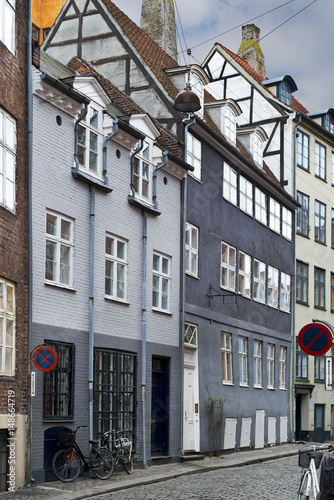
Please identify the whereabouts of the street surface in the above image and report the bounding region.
[93,455,309,500]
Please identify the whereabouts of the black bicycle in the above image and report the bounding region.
[52,426,114,482]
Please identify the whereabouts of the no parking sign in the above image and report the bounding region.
[298,322,332,356]
[32,346,58,372]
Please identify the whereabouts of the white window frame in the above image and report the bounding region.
[331,152,334,186]
[238,336,248,386]
[0,108,16,211]
[254,187,267,225]
[268,266,279,309]
[297,130,309,170]
[252,132,263,165]
[0,0,15,54]
[133,139,154,202]
[187,133,202,181]
[253,340,262,388]
[0,279,15,376]
[282,207,292,240]
[45,211,74,288]
[222,332,233,384]
[269,198,280,234]
[185,222,199,278]
[221,241,236,292]
[253,259,266,303]
[267,344,275,389]
[152,252,171,312]
[315,141,326,180]
[238,251,251,298]
[239,176,253,216]
[279,346,287,389]
[105,234,128,302]
[78,103,104,179]
[223,163,237,206]
[184,323,198,347]
[280,272,291,313]
[224,106,236,144]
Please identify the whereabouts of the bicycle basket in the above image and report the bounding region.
[299,449,323,469]
[58,432,76,448]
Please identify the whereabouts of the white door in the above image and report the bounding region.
[183,352,199,451]
[255,410,265,449]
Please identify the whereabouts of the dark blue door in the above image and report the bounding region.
[151,357,169,456]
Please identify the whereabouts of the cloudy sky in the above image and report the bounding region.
[111,0,333,113]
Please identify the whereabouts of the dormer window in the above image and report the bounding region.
[237,126,268,167]
[324,113,334,134]
[263,75,297,107]
[252,132,263,165]
[221,100,241,145]
[78,104,103,177]
[308,109,334,135]
[134,140,153,201]
[278,81,292,106]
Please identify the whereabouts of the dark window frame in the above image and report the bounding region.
[296,260,309,305]
[296,192,309,237]
[296,344,308,380]
[315,200,326,244]
[314,266,326,309]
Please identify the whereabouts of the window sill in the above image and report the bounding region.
[152,308,172,316]
[314,305,326,311]
[314,379,325,383]
[254,385,263,390]
[296,232,310,239]
[45,281,76,292]
[267,386,276,390]
[186,272,200,280]
[296,301,309,307]
[239,384,249,388]
[253,298,266,305]
[128,195,161,216]
[279,387,287,391]
[72,168,112,193]
[223,381,234,386]
[105,296,130,306]
[314,240,327,246]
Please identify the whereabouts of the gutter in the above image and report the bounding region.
[179,114,196,458]
[141,209,148,469]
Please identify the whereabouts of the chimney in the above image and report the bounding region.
[238,24,266,79]
[140,0,178,62]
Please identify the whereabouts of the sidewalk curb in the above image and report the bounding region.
[44,449,300,500]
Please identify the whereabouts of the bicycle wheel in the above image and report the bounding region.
[92,447,114,480]
[122,448,133,474]
[297,470,310,500]
[52,449,81,482]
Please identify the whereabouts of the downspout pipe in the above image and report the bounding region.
[179,114,196,457]
[88,186,96,444]
[73,104,88,173]
[103,119,119,185]
[27,0,33,486]
[130,139,144,197]
[153,151,168,210]
[292,112,302,441]
[141,210,148,469]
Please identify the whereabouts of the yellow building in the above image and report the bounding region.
[32,0,66,44]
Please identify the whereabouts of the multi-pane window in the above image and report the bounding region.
[238,337,248,386]
[314,355,325,381]
[267,344,275,388]
[253,340,262,387]
[296,344,308,379]
[238,251,251,298]
[45,211,73,287]
[152,252,170,311]
[315,200,326,244]
[296,192,309,237]
[78,104,102,177]
[0,109,16,211]
[187,133,202,181]
[280,272,291,313]
[221,332,233,384]
[252,133,263,165]
[279,347,287,389]
[253,259,266,303]
[332,152,334,186]
[223,163,237,206]
[94,349,136,444]
[331,272,334,312]
[185,222,198,277]
[224,107,236,143]
[315,142,326,180]
[269,199,280,233]
[314,267,325,309]
[297,130,309,170]
[254,188,267,225]
[44,342,74,418]
[0,280,15,376]
[0,0,15,54]
[324,114,334,134]
[184,323,198,347]
[278,81,292,106]
[105,235,127,301]
[282,207,292,240]
[133,140,152,201]
[221,242,236,292]
[296,261,308,305]
[332,208,334,248]
[239,176,253,216]
[267,266,279,309]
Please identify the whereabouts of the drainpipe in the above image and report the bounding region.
[130,140,144,197]
[180,114,196,457]
[88,185,95,443]
[103,119,119,185]
[292,113,302,441]
[27,0,33,486]
[73,104,88,173]
[153,151,168,210]
[141,209,148,469]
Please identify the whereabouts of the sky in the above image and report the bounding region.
[111,0,333,113]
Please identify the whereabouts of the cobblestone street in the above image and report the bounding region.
[93,455,307,500]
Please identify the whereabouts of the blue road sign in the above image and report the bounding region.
[32,346,58,372]
[298,322,332,356]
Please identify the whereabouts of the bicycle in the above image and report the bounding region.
[101,429,133,474]
[297,443,331,499]
[52,425,114,482]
